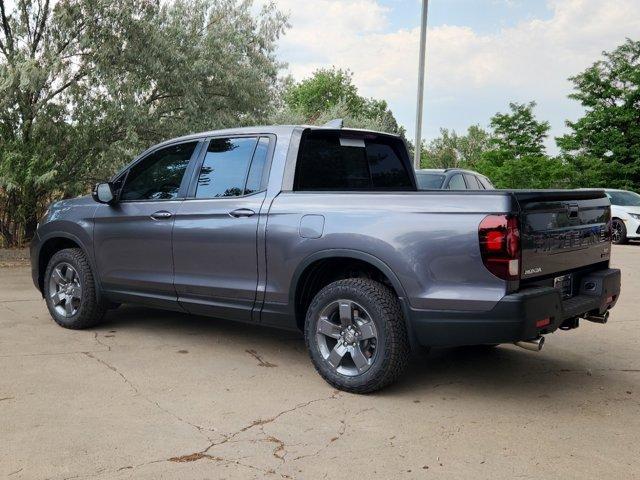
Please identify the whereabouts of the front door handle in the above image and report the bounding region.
[150,210,172,220]
[229,208,255,218]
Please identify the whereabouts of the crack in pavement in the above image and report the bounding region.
[293,405,348,462]
[80,351,219,445]
[0,350,107,359]
[93,332,112,352]
[246,349,277,367]
[165,390,341,475]
[82,352,140,395]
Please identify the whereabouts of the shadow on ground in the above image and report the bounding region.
[98,304,630,404]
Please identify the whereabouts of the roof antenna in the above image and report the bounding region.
[322,118,343,129]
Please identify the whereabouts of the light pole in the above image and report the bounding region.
[414,0,429,169]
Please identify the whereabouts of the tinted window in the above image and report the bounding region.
[121,142,197,201]
[447,174,466,190]
[479,176,494,189]
[607,190,640,206]
[245,137,269,194]
[295,135,369,190]
[367,143,412,188]
[196,137,258,198]
[415,172,445,189]
[294,132,412,191]
[464,174,483,190]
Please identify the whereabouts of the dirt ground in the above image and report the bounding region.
[1,246,639,479]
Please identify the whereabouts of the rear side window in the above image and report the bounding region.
[294,132,413,191]
[447,174,466,190]
[195,136,269,198]
[245,137,269,194]
[464,174,484,190]
[479,175,494,189]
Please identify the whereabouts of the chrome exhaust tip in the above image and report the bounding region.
[583,311,609,324]
[514,336,545,352]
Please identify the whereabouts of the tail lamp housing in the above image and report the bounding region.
[479,214,521,281]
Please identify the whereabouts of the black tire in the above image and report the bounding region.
[611,218,627,245]
[44,248,107,329]
[304,278,410,394]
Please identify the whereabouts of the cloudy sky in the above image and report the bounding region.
[266,0,640,152]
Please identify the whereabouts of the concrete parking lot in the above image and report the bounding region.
[1,247,639,479]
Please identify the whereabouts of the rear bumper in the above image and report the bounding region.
[405,268,621,347]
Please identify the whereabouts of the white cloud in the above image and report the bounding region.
[266,0,640,147]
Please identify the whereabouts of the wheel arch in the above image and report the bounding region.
[290,249,407,331]
[36,233,98,297]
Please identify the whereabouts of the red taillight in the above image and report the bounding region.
[479,214,521,281]
[536,317,551,328]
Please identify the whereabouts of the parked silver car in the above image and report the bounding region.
[415,168,494,190]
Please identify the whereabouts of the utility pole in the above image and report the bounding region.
[414,0,429,169]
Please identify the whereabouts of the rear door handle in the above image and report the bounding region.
[150,210,172,220]
[229,208,255,218]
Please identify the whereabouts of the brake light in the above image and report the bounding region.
[536,317,551,328]
[479,214,521,280]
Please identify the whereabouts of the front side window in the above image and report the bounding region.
[195,136,269,198]
[415,172,445,189]
[447,174,467,190]
[120,142,197,201]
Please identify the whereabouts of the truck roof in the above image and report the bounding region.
[151,124,402,152]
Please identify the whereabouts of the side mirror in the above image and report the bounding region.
[92,182,116,204]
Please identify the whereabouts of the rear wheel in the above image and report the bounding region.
[611,218,627,245]
[44,248,107,329]
[304,278,410,394]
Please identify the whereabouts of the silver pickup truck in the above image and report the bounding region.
[30,124,621,393]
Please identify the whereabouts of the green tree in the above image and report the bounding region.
[0,0,287,246]
[421,125,491,168]
[283,68,362,120]
[557,38,640,190]
[490,101,550,159]
[278,67,405,136]
[475,153,573,189]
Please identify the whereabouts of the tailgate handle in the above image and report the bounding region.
[567,204,579,218]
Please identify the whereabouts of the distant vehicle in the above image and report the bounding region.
[415,168,494,190]
[605,189,640,244]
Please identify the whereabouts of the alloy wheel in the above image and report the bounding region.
[48,262,82,317]
[612,220,624,244]
[315,299,378,376]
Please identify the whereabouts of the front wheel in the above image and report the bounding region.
[611,218,627,245]
[304,278,410,394]
[44,248,107,329]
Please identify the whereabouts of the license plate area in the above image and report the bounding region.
[554,274,574,299]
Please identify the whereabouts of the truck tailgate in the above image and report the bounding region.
[515,190,611,280]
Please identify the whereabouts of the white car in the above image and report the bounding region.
[605,189,640,244]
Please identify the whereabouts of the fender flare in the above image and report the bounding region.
[36,231,103,301]
[288,248,408,308]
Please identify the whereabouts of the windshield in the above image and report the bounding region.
[415,172,445,189]
[607,190,640,207]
